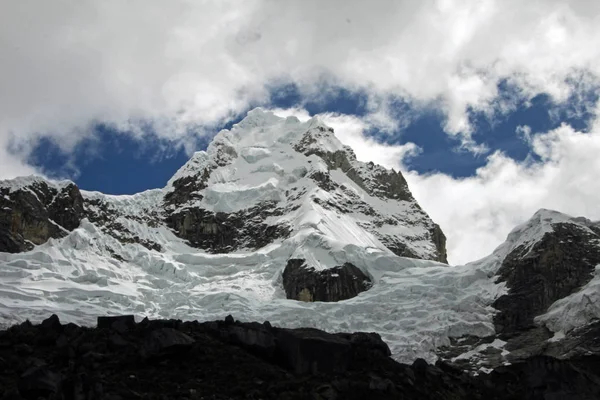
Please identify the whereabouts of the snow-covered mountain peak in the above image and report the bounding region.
[165,108,345,195]
[503,208,598,259]
[0,174,74,194]
[214,107,341,151]
[468,208,599,275]
[0,108,460,362]
[161,108,447,264]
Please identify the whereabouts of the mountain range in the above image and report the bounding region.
[2,108,600,375]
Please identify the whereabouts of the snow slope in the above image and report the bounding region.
[0,217,501,363]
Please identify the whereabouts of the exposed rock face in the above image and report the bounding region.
[208,317,391,375]
[293,125,448,263]
[282,259,372,302]
[4,314,600,400]
[493,221,600,334]
[438,210,600,373]
[430,224,448,264]
[295,143,414,203]
[82,192,164,253]
[166,201,291,253]
[0,178,84,253]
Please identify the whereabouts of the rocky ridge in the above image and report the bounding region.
[438,209,600,372]
[4,314,600,400]
[0,177,84,253]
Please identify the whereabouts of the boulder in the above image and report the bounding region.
[282,259,372,302]
[212,321,277,359]
[97,315,136,332]
[140,328,195,358]
[275,328,352,374]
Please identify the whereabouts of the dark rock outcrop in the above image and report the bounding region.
[3,314,600,399]
[282,259,372,302]
[206,318,391,375]
[429,223,448,264]
[0,179,84,253]
[493,221,600,334]
[140,328,195,358]
[97,315,136,332]
[274,328,352,374]
[166,202,291,253]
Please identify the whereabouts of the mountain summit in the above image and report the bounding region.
[162,108,447,263]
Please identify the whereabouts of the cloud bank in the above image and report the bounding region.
[3,1,600,168]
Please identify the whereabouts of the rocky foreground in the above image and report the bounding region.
[2,315,600,400]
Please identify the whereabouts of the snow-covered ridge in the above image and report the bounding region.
[81,188,164,217]
[466,208,600,275]
[0,175,74,194]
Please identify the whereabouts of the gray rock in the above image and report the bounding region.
[18,365,62,400]
[494,222,600,334]
[0,180,84,253]
[282,259,372,302]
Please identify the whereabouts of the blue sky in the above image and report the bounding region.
[27,82,596,195]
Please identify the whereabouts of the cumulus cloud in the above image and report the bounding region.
[407,121,600,264]
[2,0,600,175]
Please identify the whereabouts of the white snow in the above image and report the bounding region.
[0,175,74,193]
[0,219,502,363]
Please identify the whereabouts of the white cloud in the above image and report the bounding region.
[406,122,600,264]
[2,0,600,173]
